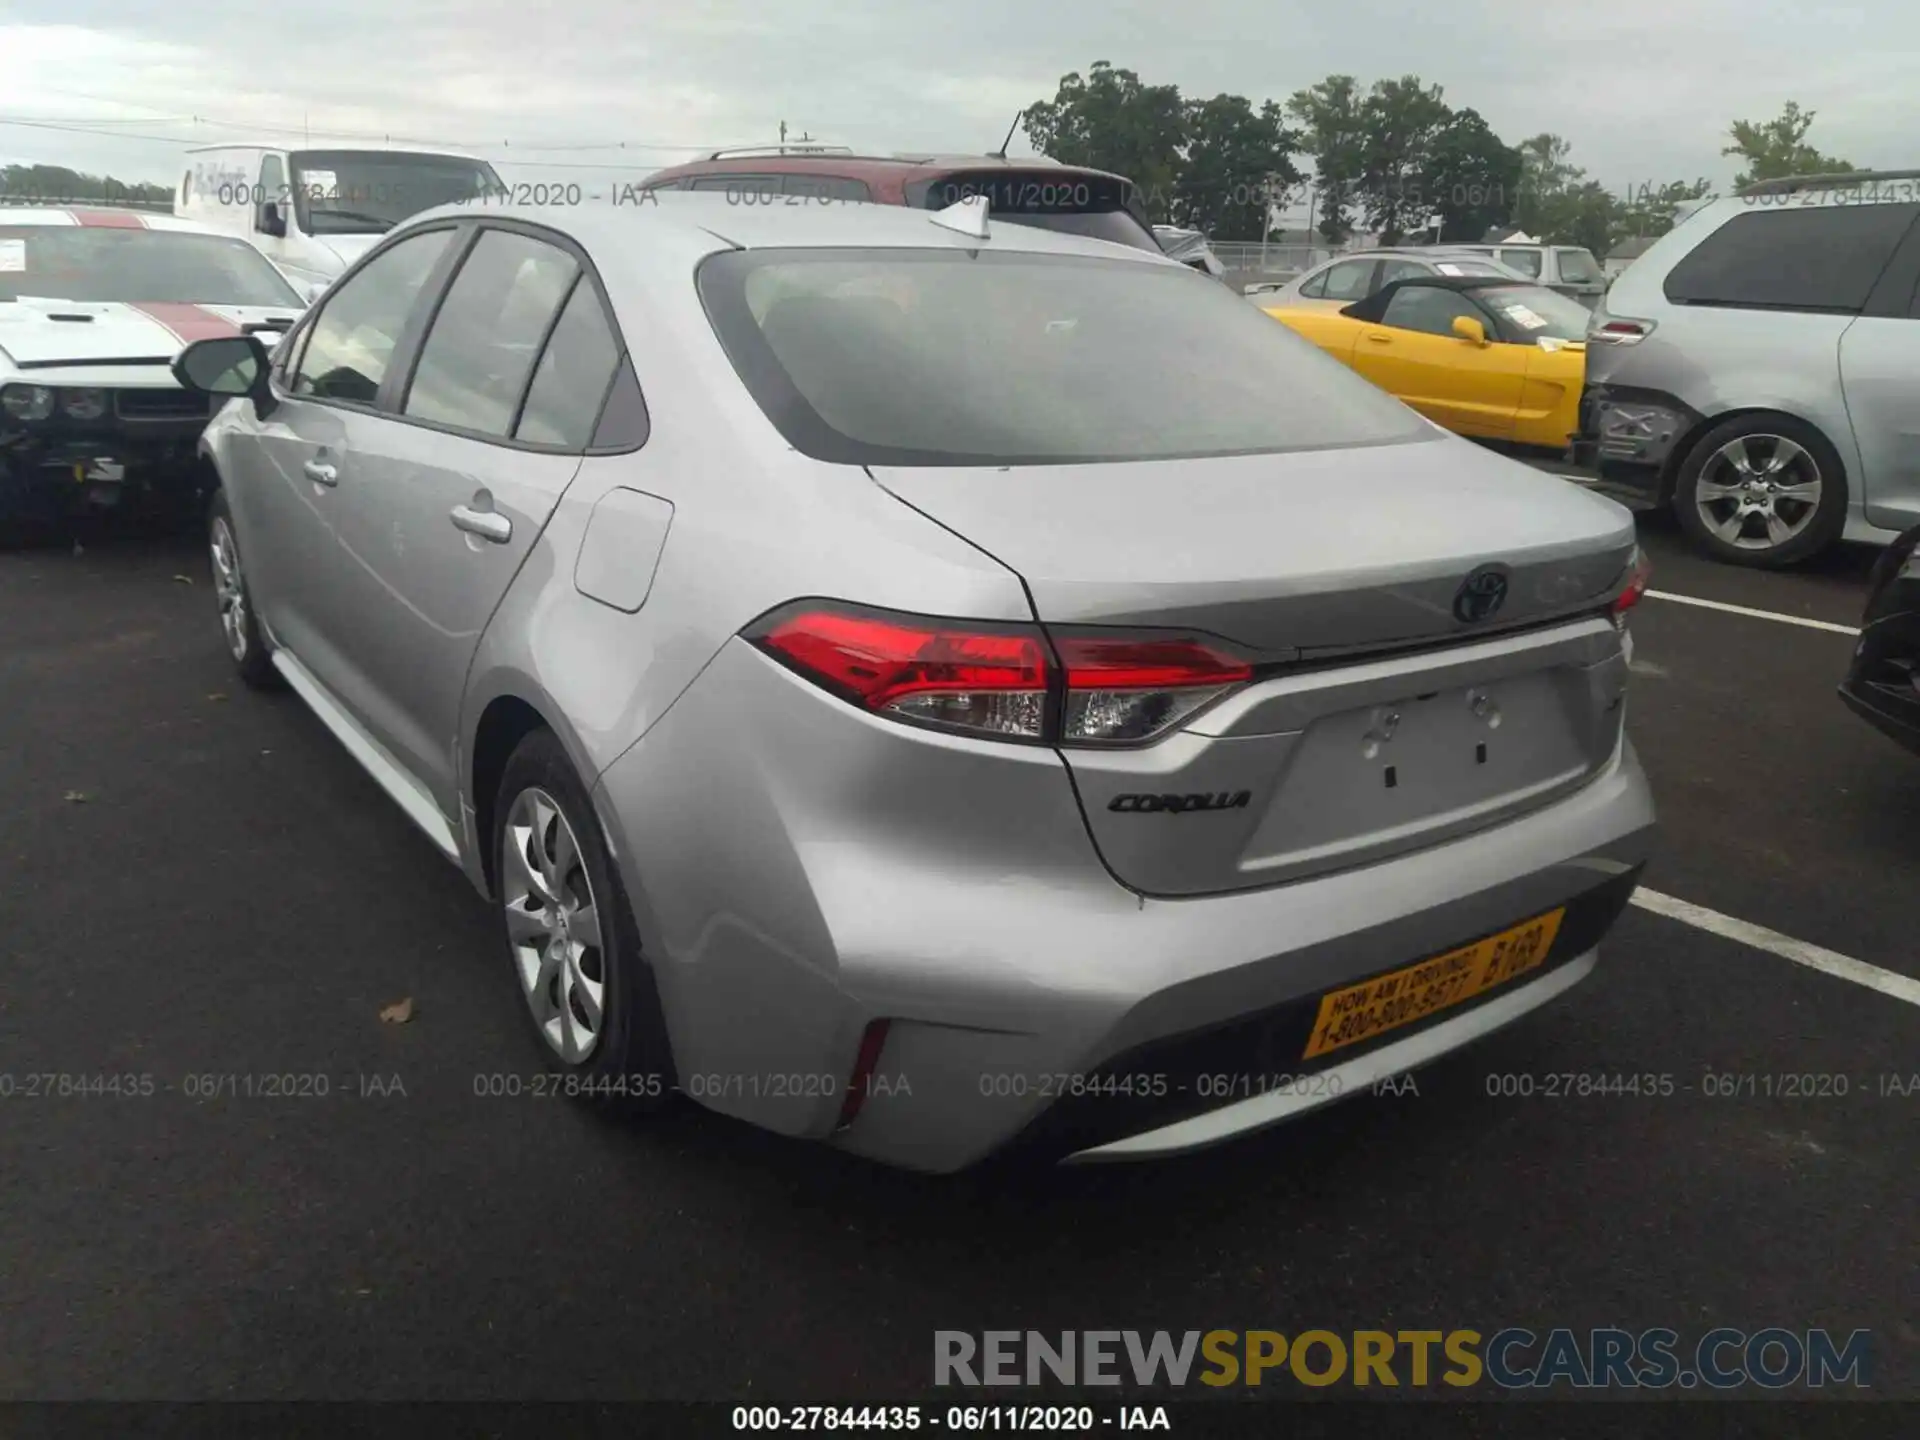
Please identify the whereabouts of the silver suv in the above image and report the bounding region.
[1577,171,1920,567]
[1451,244,1608,307]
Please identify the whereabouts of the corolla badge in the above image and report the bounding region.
[1453,564,1512,624]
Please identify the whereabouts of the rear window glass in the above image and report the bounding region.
[905,170,1161,255]
[1554,248,1603,284]
[697,248,1433,467]
[1663,204,1917,313]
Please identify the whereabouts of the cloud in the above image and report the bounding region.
[1,1,1913,188]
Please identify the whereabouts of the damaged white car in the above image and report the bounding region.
[0,206,306,530]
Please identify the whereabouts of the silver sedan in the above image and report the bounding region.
[170,193,1655,1172]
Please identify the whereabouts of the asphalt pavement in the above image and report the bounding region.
[2,499,1915,1410]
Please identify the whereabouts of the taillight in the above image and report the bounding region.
[746,602,1255,746]
[1054,634,1252,743]
[1587,318,1654,346]
[1611,548,1652,622]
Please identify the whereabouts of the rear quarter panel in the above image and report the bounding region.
[1263,307,1362,363]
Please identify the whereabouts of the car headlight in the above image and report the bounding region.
[61,388,108,420]
[1,384,55,421]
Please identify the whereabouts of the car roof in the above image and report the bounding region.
[402,190,1183,266]
[185,140,490,159]
[643,152,1134,187]
[0,206,231,234]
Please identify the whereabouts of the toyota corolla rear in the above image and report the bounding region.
[593,239,1657,1173]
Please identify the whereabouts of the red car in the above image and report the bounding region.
[636,147,1167,256]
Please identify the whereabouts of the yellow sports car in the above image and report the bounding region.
[1263,274,1590,451]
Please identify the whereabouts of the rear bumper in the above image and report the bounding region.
[1572,385,1702,489]
[596,640,1658,1173]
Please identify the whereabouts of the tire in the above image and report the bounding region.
[492,728,675,1108]
[1672,413,1847,568]
[207,490,282,690]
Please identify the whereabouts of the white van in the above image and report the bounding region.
[176,142,508,293]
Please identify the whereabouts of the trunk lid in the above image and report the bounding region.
[868,435,1638,896]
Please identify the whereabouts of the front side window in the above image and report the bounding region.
[1303,259,1375,301]
[1378,285,1489,338]
[292,228,454,404]
[402,229,579,437]
[258,154,286,233]
[0,227,303,307]
[1553,248,1603,285]
[1496,248,1544,278]
[288,150,506,236]
[699,248,1433,466]
[1663,204,1917,313]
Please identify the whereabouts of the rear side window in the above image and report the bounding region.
[1663,205,1918,313]
[403,230,578,437]
[698,248,1432,466]
[514,277,622,447]
[786,175,872,202]
[1554,248,1603,285]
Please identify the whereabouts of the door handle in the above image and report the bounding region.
[1364,332,1393,344]
[451,504,512,544]
[303,459,338,486]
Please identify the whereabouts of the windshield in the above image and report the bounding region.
[1477,284,1594,342]
[0,226,302,306]
[699,248,1433,466]
[289,150,505,234]
[905,170,1163,255]
[1554,247,1604,284]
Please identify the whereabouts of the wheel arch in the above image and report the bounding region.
[468,693,554,899]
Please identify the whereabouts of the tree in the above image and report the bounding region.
[1285,75,1366,243]
[1023,62,1188,221]
[1355,76,1451,243]
[1422,108,1520,242]
[1511,133,1582,237]
[1723,101,1854,188]
[1174,94,1303,241]
[0,163,170,203]
[1617,177,1713,239]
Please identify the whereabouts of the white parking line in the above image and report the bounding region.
[1645,590,1860,636]
[1631,887,1920,1007]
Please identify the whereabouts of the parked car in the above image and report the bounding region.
[178,142,509,290]
[1257,248,1529,313]
[1152,224,1227,278]
[1449,243,1608,307]
[1263,275,1590,452]
[1839,522,1920,755]
[0,206,307,531]
[1577,170,1920,567]
[167,193,1654,1174]
[637,146,1167,256]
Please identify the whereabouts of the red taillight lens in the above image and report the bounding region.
[1611,548,1652,619]
[747,602,1256,745]
[1055,634,1253,744]
[1588,318,1653,346]
[752,605,1050,740]
[834,1018,891,1132]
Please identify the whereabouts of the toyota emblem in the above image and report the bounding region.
[1453,565,1511,624]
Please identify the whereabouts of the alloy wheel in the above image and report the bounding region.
[501,787,607,1064]
[210,517,249,662]
[1693,434,1823,552]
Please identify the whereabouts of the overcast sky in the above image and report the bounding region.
[0,1,1909,197]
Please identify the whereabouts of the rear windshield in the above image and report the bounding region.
[697,248,1434,467]
[905,170,1163,255]
[0,225,303,306]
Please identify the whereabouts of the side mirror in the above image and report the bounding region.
[172,334,270,399]
[257,201,287,238]
[1452,315,1490,347]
